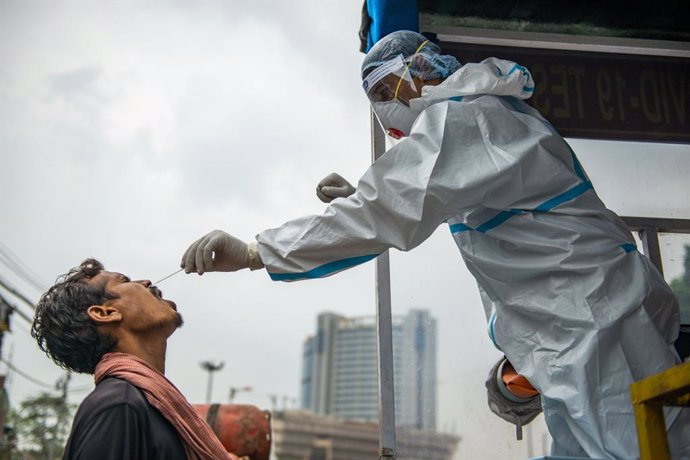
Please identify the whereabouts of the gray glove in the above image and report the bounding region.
[316,173,355,203]
[181,229,264,275]
[486,356,542,440]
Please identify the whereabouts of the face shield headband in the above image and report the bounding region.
[362,54,411,104]
[362,40,430,107]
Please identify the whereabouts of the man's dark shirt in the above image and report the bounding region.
[64,377,187,459]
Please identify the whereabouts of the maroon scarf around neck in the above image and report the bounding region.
[94,352,236,460]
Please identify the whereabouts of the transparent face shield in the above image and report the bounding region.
[362,55,422,139]
[362,41,432,139]
[362,54,419,107]
[362,39,433,106]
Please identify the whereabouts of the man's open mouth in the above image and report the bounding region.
[150,285,176,310]
[150,286,163,298]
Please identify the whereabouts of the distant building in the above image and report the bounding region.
[300,310,437,430]
[272,410,459,460]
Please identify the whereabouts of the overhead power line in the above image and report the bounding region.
[67,385,95,394]
[0,292,33,324]
[10,319,33,337]
[1,357,54,389]
[0,276,37,311]
[0,241,48,292]
[0,358,92,394]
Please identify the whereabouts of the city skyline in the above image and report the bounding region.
[301,309,437,431]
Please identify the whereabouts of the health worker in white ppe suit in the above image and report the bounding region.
[181,31,689,458]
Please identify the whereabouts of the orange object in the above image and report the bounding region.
[193,404,272,460]
[502,362,540,399]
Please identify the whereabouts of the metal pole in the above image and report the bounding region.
[200,361,224,404]
[371,109,396,458]
[640,226,663,276]
[206,372,214,404]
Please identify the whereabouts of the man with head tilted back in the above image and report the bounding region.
[32,258,240,460]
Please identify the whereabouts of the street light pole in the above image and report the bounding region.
[200,361,224,404]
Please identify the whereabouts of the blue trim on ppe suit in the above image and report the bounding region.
[268,254,378,281]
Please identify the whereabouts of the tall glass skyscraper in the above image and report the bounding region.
[300,310,437,431]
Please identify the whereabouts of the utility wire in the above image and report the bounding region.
[9,318,32,337]
[1,357,53,389]
[0,358,92,393]
[0,276,37,310]
[0,292,33,324]
[0,241,48,292]
[0,245,49,324]
[67,385,95,394]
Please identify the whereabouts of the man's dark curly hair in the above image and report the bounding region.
[32,258,119,374]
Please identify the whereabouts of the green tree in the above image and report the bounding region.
[6,391,74,460]
[669,244,690,324]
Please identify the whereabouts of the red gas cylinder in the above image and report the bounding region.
[193,404,271,460]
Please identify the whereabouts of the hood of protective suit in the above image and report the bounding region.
[410,57,536,114]
[375,58,536,139]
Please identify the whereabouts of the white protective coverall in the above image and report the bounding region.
[255,59,689,458]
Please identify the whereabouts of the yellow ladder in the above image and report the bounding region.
[630,360,690,460]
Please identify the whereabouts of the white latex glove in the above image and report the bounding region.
[316,172,355,203]
[181,230,263,275]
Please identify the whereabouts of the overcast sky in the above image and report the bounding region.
[1,2,689,459]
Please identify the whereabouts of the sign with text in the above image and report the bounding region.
[440,42,689,143]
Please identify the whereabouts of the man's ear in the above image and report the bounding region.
[87,305,122,324]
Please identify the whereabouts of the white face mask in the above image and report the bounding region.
[372,99,424,139]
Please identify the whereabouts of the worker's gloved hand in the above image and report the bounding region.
[316,173,355,203]
[181,230,264,275]
[486,356,542,441]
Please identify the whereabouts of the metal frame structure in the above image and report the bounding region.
[371,110,397,459]
[622,217,690,276]
[623,216,690,458]
[424,25,690,58]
